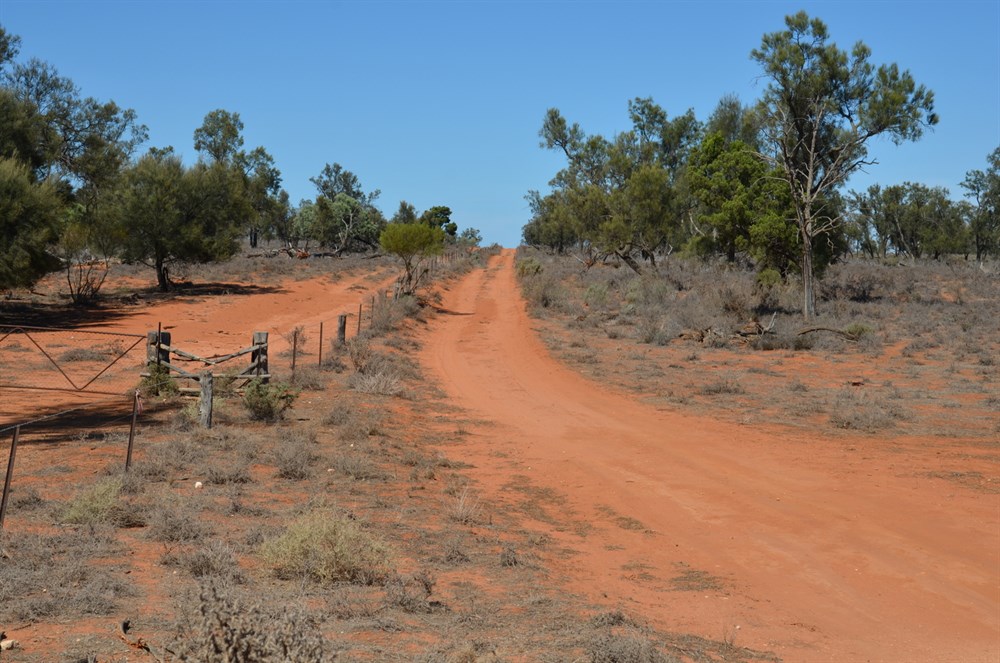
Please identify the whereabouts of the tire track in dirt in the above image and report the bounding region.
[423,250,999,662]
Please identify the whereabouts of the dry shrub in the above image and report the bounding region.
[349,369,405,396]
[167,540,246,584]
[0,528,132,622]
[450,487,481,525]
[259,509,392,584]
[384,570,439,613]
[588,632,675,663]
[168,580,329,661]
[147,496,209,543]
[273,431,317,480]
[828,387,906,432]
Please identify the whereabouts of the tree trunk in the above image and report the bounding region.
[156,258,171,292]
[617,251,644,275]
[801,227,815,320]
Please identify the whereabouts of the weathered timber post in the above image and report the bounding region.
[199,371,213,429]
[337,314,347,346]
[251,332,269,384]
[146,330,171,367]
[0,426,20,530]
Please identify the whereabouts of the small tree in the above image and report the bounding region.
[379,222,445,296]
[752,11,937,318]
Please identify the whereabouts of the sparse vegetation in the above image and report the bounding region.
[259,509,392,584]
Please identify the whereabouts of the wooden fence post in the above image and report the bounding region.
[0,426,20,530]
[337,314,347,346]
[199,371,213,429]
[251,332,268,384]
[146,330,171,367]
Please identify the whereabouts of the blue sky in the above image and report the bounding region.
[2,0,998,247]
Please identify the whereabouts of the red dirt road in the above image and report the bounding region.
[424,250,999,662]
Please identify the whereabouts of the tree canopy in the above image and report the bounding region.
[751,11,938,317]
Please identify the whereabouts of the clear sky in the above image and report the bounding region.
[2,0,998,247]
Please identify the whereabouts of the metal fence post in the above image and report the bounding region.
[0,426,20,530]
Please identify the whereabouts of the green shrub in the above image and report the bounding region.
[241,379,298,422]
[259,509,391,584]
[60,476,145,528]
[139,362,179,397]
[516,256,542,278]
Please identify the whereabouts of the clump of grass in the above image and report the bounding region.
[332,452,385,481]
[291,366,326,390]
[167,540,246,584]
[147,497,209,543]
[828,387,906,432]
[450,487,481,525]
[274,431,317,480]
[349,369,405,396]
[259,509,392,584]
[59,476,145,528]
[57,347,107,362]
[587,632,673,663]
[206,461,253,485]
[699,374,745,395]
[384,571,440,614]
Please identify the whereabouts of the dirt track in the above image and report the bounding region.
[424,250,999,662]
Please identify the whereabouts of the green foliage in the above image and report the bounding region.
[117,150,247,290]
[193,109,244,164]
[60,476,143,528]
[850,182,968,259]
[380,222,445,295]
[259,509,392,584]
[241,379,299,422]
[307,162,384,253]
[420,205,457,236]
[140,362,179,397]
[961,147,1000,260]
[515,256,543,278]
[527,99,700,272]
[0,156,62,289]
[752,11,937,317]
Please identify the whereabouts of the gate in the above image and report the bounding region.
[0,325,148,428]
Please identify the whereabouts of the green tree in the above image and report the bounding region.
[419,205,457,236]
[379,223,445,296]
[532,100,697,272]
[752,11,937,318]
[117,150,245,291]
[193,109,244,164]
[391,200,418,225]
[961,147,1000,260]
[314,192,384,254]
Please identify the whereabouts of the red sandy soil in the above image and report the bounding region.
[423,250,999,663]
[2,253,997,662]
